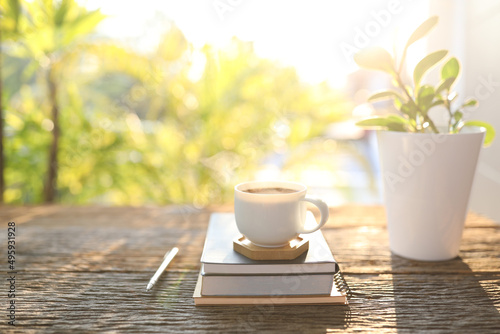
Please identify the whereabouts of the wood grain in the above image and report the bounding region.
[0,205,499,333]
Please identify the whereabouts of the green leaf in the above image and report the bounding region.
[462,120,496,146]
[61,10,106,46]
[386,115,410,124]
[400,101,418,119]
[398,16,439,72]
[454,111,463,123]
[413,50,448,86]
[368,90,404,102]
[393,97,403,110]
[353,47,395,74]
[436,77,456,94]
[356,117,390,127]
[405,16,439,50]
[416,85,435,111]
[386,123,407,132]
[430,99,445,108]
[441,57,460,80]
[356,116,408,132]
[462,99,478,108]
[54,0,70,27]
[2,0,22,36]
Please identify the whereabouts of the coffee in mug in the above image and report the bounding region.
[242,187,297,195]
[234,181,329,247]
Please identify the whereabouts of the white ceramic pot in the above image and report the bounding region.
[377,127,485,261]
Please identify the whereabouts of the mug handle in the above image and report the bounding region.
[297,197,329,234]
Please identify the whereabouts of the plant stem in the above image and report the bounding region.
[444,98,454,132]
[398,47,407,75]
[394,74,439,134]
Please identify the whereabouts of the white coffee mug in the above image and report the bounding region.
[234,181,329,247]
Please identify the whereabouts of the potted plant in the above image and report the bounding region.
[353,16,495,261]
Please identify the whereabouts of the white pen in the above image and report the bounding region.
[146,247,179,291]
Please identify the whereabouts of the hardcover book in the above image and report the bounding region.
[200,213,339,275]
[200,268,334,296]
[193,273,348,305]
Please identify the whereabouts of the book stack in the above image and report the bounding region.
[193,212,348,305]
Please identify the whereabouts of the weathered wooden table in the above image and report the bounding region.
[1,205,499,333]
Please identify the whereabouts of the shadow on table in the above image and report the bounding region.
[190,273,352,333]
[195,304,351,333]
[391,254,500,332]
[156,271,351,333]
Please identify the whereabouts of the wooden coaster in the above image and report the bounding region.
[233,235,309,260]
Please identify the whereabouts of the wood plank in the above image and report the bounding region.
[1,271,498,332]
[1,204,497,227]
[6,209,498,275]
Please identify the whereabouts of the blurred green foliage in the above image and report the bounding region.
[1,0,352,205]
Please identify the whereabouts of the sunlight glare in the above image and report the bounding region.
[79,0,430,86]
[187,49,207,82]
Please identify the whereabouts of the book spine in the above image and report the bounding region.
[201,274,334,296]
[202,263,339,275]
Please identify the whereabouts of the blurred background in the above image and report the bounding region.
[1,0,499,221]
